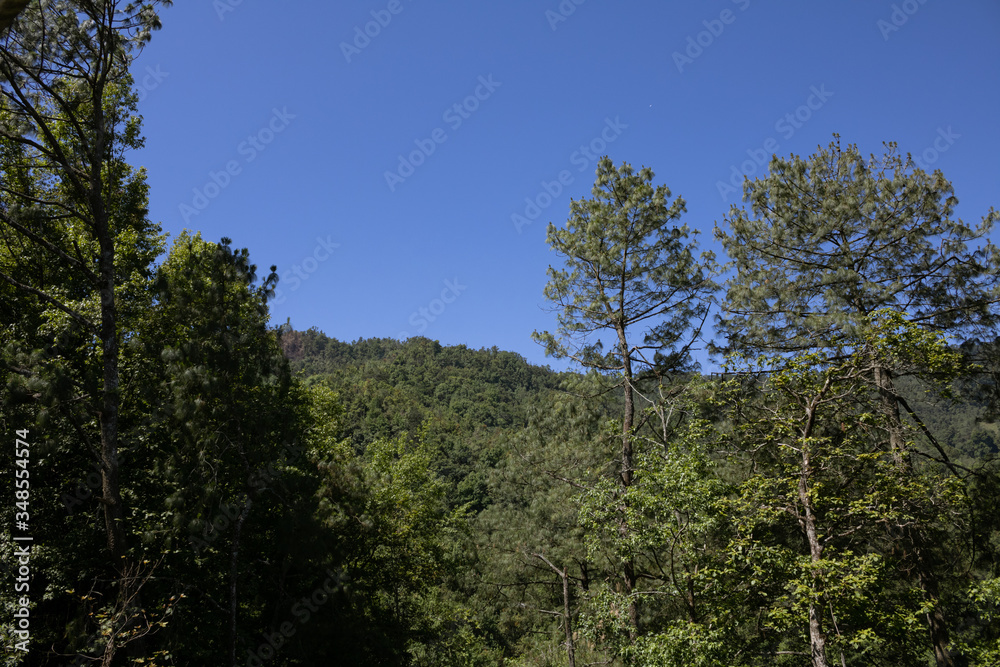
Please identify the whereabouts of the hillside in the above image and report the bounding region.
[283,327,998,467]
[280,327,570,511]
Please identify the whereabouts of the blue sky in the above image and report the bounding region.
[131,0,1000,371]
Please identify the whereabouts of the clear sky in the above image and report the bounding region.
[130,0,1000,371]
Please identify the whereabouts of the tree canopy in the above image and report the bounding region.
[2,6,998,661]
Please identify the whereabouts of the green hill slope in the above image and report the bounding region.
[280,328,568,511]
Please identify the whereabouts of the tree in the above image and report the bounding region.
[714,136,1000,666]
[474,385,613,666]
[533,156,717,639]
[1,2,170,662]
[577,387,729,667]
[714,136,1000,451]
[715,313,972,667]
[139,232,306,665]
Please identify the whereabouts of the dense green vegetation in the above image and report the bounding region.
[3,2,1000,666]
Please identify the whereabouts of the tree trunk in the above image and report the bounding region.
[96,167,145,667]
[922,582,954,667]
[799,463,829,667]
[914,536,955,667]
[562,564,576,667]
[534,554,576,667]
[97,251,130,667]
[873,364,905,459]
[800,403,829,667]
[93,84,147,666]
[98,237,127,564]
[616,326,639,639]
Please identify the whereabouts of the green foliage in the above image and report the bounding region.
[471,382,613,662]
[6,40,1000,666]
[713,137,1000,666]
[952,577,1000,665]
[284,329,564,514]
[711,318,985,665]
[305,390,504,664]
[622,622,729,667]
[576,387,735,665]
[533,156,716,376]
[715,135,1000,362]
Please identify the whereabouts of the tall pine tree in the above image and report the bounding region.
[714,136,1000,666]
[533,156,717,640]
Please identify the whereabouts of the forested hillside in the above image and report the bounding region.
[280,328,568,512]
[3,3,1000,666]
[282,327,1000,500]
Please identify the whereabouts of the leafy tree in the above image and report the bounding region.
[533,156,717,637]
[712,313,974,667]
[714,135,1000,451]
[1,2,170,662]
[134,232,311,665]
[302,406,503,665]
[714,137,1000,665]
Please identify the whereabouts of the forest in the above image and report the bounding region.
[3,2,1000,666]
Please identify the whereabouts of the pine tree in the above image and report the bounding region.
[714,135,1000,405]
[714,136,1000,666]
[1,2,170,662]
[533,156,717,640]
